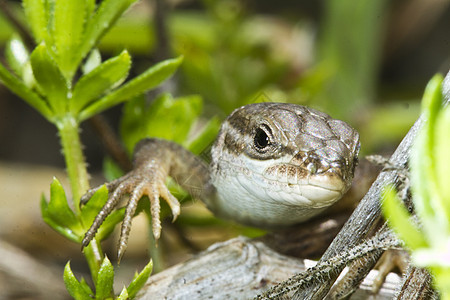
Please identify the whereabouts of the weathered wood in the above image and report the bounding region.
[137,236,400,299]
[396,266,437,300]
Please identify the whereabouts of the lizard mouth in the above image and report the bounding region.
[260,162,349,208]
[263,162,348,191]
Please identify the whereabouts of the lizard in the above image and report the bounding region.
[80,102,360,261]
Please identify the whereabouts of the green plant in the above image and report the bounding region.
[382,74,450,299]
[0,0,184,298]
[171,0,289,114]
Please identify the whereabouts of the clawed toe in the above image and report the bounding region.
[159,186,181,222]
[80,187,98,205]
[82,173,182,261]
[80,177,125,206]
[81,179,136,249]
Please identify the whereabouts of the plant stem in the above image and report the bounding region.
[57,115,90,211]
[83,238,103,283]
[57,114,104,282]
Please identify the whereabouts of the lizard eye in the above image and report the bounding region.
[253,124,272,151]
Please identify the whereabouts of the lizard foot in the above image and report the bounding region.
[372,249,409,294]
[80,169,181,261]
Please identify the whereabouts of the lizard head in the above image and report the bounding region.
[208,102,360,228]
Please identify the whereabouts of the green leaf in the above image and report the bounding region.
[22,0,48,43]
[96,256,114,300]
[71,50,131,113]
[410,75,447,242]
[30,44,68,114]
[434,105,450,221]
[53,0,87,79]
[421,74,443,122]
[127,260,153,299]
[78,0,138,68]
[41,194,81,242]
[80,185,109,227]
[46,178,80,230]
[0,61,53,121]
[79,56,183,121]
[422,75,450,225]
[381,187,428,250]
[40,179,84,241]
[411,132,441,238]
[117,287,129,300]
[63,262,93,300]
[5,35,29,77]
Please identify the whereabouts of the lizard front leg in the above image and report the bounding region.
[81,138,210,260]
